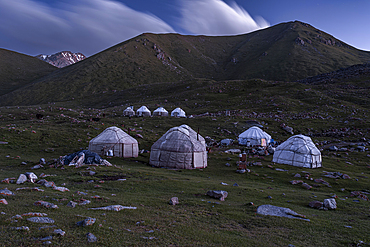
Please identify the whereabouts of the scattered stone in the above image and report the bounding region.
[224,149,241,154]
[89,171,96,176]
[16,174,27,184]
[40,236,53,241]
[53,229,66,236]
[221,182,228,185]
[302,183,312,190]
[0,188,14,196]
[44,181,56,188]
[34,201,59,209]
[233,183,239,187]
[25,172,38,183]
[31,164,44,170]
[169,197,179,205]
[88,205,137,211]
[206,190,228,201]
[0,199,8,205]
[43,241,52,245]
[294,173,301,178]
[323,198,337,210]
[290,180,303,185]
[350,191,369,201]
[27,217,55,223]
[309,201,323,209]
[11,226,30,231]
[15,187,44,192]
[86,232,97,243]
[53,186,69,192]
[276,168,288,172]
[79,200,91,206]
[22,212,47,217]
[313,178,331,187]
[225,163,231,167]
[77,217,96,226]
[236,169,246,174]
[256,205,309,221]
[67,201,77,208]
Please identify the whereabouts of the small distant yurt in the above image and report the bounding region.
[171,107,186,117]
[272,134,322,168]
[150,124,207,169]
[238,126,271,146]
[123,107,135,117]
[137,106,151,117]
[153,107,168,117]
[89,126,138,158]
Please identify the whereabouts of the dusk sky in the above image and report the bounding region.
[0,0,369,57]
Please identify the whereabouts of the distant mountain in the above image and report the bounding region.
[0,48,58,96]
[36,51,86,68]
[1,21,370,106]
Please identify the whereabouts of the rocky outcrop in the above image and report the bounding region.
[36,51,86,68]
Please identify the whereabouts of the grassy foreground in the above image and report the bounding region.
[0,103,369,247]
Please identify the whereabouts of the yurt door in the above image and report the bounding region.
[311,155,320,168]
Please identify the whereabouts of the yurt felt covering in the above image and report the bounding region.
[238,126,271,146]
[272,134,322,168]
[89,126,138,158]
[150,125,207,169]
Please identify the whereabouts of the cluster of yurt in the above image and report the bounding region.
[122,106,186,117]
[89,122,321,171]
[88,124,207,170]
[238,126,322,169]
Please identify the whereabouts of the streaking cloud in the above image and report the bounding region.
[179,0,269,35]
[0,0,175,56]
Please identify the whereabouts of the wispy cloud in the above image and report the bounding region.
[0,0,175,56]
[179,0,269,35]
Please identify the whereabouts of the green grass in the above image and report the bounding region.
[0,100,369,246]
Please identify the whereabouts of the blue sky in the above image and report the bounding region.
[0,0,369,56]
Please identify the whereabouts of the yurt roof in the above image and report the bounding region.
[90,126,137,144]
[137,106,150,112]
[276,134,320,155]
[154,107,168,113]
[151,124,205,152]
[239,126,271,140]
[123,107,134,112]
[171,107,186,115]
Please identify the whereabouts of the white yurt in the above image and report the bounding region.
[272,134,322,168]
[153,107,168,117]
[149,124,207,169]
[238,126,271,146]
[171,107,186,117]
[137,106,151,117]
[123,107,135,117]
[89,126,139,158]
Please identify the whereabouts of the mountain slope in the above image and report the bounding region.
[1,21,370,106]
[36,51,86,68]
[0,49,58,96]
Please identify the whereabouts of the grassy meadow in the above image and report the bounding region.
[0,83,369,247]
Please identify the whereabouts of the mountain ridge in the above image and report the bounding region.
[1,21,370,106]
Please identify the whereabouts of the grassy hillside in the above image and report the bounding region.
[1,21,370,107]
[0,49,58,96]
[0,79,369,245]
